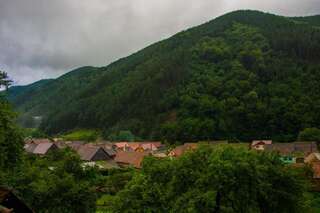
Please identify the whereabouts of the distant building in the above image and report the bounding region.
[76,146,113,162]
[251,140,272,151]
[25,138,52,144]
[168,143,198,158]
[264,142,318,163]
[24,142,58,155]
[305,153,320,164]
[114,151,149,168]
[114,142,163,152]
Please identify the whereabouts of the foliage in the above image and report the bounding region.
[306,192,320,212]
[21,128,48,139]
[6,10,320,143]
[96,168,136,212]
[108,130,137,142]
[62,129,100,141]
[298,128,320,142]
[105,145,309,212]
[0,71,13,90]
[2,149,100,213]
[0,72,23,171]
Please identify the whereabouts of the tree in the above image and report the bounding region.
[0,72,23,171]
[298,128,320,142]
[0,71,13,90]
[108,145,309,212]
[5,149,99,213]
[109,130,135,142]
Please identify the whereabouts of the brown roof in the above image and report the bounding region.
[114,151,149,168]
[76,146,110,161]
[95,141,116,150]
[169,143,198,157]
[265,142,318,156]
[65,141,86,151]
[32,143,57,155]
[27,138,52,144]
[24,143,38,153]
[115,142,163,152]
[251,140,272,147]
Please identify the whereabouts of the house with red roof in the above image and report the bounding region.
[114,151,149,168]
[168,143,198,157]
[114,142,163,152]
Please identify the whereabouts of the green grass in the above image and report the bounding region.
[61,129,100,141]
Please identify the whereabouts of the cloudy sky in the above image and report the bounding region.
[1,0,320,86]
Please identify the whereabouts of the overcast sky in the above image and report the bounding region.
[1,0,320,86]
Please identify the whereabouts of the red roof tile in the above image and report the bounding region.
[169,143,198,157]
[114,151,149,168]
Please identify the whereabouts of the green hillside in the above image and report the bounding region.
[7,10,320,142]
[290,15,320,27]
[6,79,53,101]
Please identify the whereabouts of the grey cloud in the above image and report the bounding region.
[0,0,319,85]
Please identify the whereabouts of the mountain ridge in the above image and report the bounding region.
[6,10,320,142]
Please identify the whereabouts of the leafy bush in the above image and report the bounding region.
[62,129,100,141]
[3,149,100,213]
[108,130,136,142]
[106,145,309,212]
[298,128,320,141]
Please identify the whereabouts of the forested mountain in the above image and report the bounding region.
[6,10,320,142]
[6,79,53,101]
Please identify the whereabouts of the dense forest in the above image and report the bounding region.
[6,10,320,142]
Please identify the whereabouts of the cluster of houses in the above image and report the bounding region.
[24,139,166,169]
[23,139,320,183]
[251,140,320,186]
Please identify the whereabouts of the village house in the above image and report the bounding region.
[25,138,52,144]
[114,142,132,151]
[168,143,198,158]
[264,142,318,163]
[94,141,117,152]
[76,145,119,169]
[114,151,149,168]
[303,153,320,189]
[0,187,33,213]
[24,142,58,155]
[305,153,320,164]
[251,140,272,151]
[114,142,163,152]
[76,146,113,162]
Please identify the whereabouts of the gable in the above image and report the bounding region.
[91,148,111,161]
